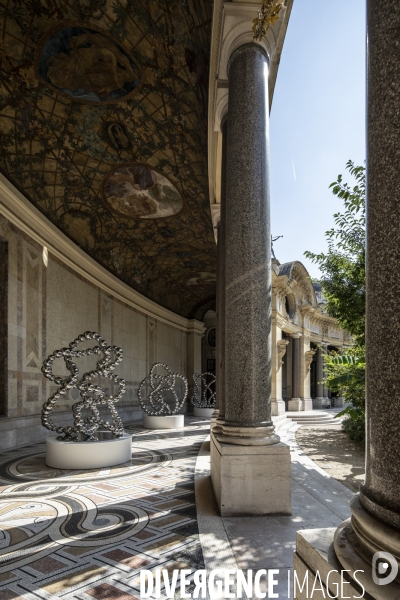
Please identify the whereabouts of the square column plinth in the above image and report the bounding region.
[210,432,291,516]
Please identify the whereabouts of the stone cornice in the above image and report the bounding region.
[0,175,205,335]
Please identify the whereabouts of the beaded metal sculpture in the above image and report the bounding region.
[138,362,188,416]
[191,373,216,409]
[41,331,125,441]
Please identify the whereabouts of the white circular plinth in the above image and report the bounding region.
[194,407,214,418]
[143,414,184,429]
[46,434,132,469]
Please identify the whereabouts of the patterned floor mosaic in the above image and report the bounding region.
[0,419,210,599]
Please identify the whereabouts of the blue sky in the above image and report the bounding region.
[269,0,366,278]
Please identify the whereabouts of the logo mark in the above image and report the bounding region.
[372,552,398,586]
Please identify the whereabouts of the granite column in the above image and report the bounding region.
[214,117,228,432]
[218,43,278,445]
[210,43,290,515]
[332,1,400,594]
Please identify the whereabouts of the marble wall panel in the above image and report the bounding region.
[0,214,195,432]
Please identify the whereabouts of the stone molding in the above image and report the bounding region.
[0,175,205,335]
[305,349,316,372]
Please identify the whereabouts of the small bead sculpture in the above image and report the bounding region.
[191,372,216,408]
[41,331,125,441]
[138,362,188,415]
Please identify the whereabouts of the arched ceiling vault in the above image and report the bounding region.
[0,0,216,318]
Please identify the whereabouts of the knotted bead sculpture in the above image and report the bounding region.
[191,372,216,409]
[41,331,125,441]
[138,362,188,415]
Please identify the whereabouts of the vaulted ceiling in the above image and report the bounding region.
[0,0,216,318]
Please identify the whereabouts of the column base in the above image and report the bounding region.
[210,409,219,429]
[212,415,225,434]
[217,423,280,446]
[302,398,313,411]
[210,431,291,516]
[271,398,286,416]
[288,398,302,411]
[313,397,325,409]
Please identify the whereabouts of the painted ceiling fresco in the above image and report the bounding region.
[0,0,216,318]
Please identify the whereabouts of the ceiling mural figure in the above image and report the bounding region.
[103,165,183,219]
[0,0,216,318]
[38,27,139,102]
[103,122,132,150]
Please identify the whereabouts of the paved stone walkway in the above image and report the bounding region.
[0,419,209,600]
[0,417,357,600]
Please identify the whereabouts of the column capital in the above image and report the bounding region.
[291,331,302,339]
[227,42,269,77]
[207,0,293,228]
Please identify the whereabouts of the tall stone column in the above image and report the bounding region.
[313,346,324,409]
[218,44,277,444]
[294,2,400,596]
[210,43,290,516]
[213,117,227,432]
[288,333,302,411]
[333,0,400,593]
[211,222,221,426]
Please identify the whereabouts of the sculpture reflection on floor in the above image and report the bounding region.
[191,372,216,409]
[41,331,125,441]
[138,362,188,415]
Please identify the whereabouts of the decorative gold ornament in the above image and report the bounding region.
[252,0,284,41]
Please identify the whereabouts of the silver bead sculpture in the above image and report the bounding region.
[41,331,125,441]
[191,373,216,409]
[138,362,188,415]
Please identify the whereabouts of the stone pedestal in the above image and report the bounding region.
[143,415,184,429]
[288,398,302,411]
[210,432,291,516]
[272,398,286,416]
[312,397,324,409]
[46,434,132,469]
[334,397,345,409]
[193,407,214,418]
[294,529,366,600]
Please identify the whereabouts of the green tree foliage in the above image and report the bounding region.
[323,348,365,442]
[305,161,366,442]
[305,160,365,345]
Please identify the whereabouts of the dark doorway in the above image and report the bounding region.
[310,342,317,399]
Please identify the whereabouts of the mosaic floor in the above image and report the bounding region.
[0,419,210,600]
